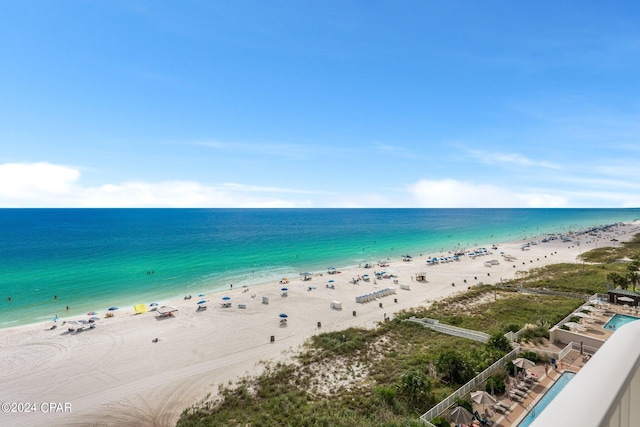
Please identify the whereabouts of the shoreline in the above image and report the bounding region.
[1,222,638,426]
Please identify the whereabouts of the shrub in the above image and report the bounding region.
[485,375,506,395]
[519,350,538,363]
[431,417,451,427]
[374,386,396,407]
[454,397,473,414]
[486,332,512,353]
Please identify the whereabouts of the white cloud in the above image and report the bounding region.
[0,162,81,201]
[0,162,305,208]
[467,149,560,170]
[407,179,569,208]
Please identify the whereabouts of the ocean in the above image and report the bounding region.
[1,208,638,328]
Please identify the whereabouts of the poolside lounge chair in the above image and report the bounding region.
[474,410,491,425]
[492,403,508,413]
[511,388,527,399]
[508,391,524,401]
[496,401,510,410]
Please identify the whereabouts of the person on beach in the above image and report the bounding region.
[66,305,69,312]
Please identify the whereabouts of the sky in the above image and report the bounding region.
[1,1,640,208]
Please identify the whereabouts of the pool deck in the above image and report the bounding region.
[473,354,585,427]
[479,303,638,426]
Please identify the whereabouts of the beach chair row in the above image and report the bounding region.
[355,287,396,303]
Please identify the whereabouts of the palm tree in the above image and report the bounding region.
[628,260,640,293]
[627,271,639,293]
[607,272,628,290]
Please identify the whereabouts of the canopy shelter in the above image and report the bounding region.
[134,304,147,314]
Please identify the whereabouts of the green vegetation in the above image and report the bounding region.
[178,238,639,427]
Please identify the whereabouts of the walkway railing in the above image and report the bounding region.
[406,317,491,343]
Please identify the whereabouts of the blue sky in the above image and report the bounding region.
[1,1,640,207]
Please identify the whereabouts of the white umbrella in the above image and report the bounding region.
[573,312,592,319]
[471,390,497,406]
[581,305,598,312]
[618,296,634,303]
[512,357,535,369]
[565,321,586,331]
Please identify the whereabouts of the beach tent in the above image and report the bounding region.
[134,304,147,314]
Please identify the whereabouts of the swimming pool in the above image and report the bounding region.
[603,313,640,331]
[516,371,576,427]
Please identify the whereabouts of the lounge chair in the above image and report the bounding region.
[474,410,491,425]
[508,391,523,401]
[511,388,527,399]
[496,401,510,410]
[492,403,508,413]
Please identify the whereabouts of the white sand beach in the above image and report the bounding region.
[1,224,637,426]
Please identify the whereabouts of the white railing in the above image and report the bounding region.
[406,317,491,343]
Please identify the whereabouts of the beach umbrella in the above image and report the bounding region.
[581,305,598,312]
[199,293,205,297]
[89,316,100,321]
[512,357,536,369]
[471,390,497,410]
[279,313,288,318]
[450,406,474,425]
[197,300,207,305]
[108,307,118,311]
[573,312,592,319]
[618,296,634,303]
[222,296,231,301]
[281,287,288,291]
[87,311,97,316]
[150,303,158,307]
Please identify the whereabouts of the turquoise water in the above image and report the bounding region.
[603,313,640,331]
[517,371,576,427]
[1,208,638,328]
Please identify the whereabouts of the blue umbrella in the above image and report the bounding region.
[108,307,118,311]
[222,296,231,301]
[150,302,158,307]
[197,300,207,305]
[281,287,288,291]
[199,293,205,297]
[279,313,288,318]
